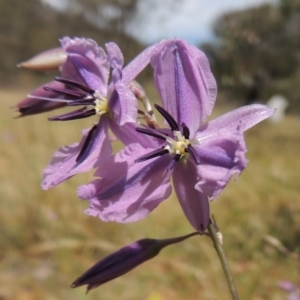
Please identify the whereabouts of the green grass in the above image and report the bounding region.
[0,87,299,299]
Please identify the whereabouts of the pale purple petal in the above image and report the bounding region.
[42,116,112,189]
[122,43,159,85]
[60,37,109,95]
[109,121,160,148]
[190,104,273,199]
[109,81,138,125]
[289,292,300,300]
[194,104,275,143]
[172,159,210,231]
[105,42,124,72]
[105,43,138,125]
[279,281,295,292]
[78,143,172,223]
[151,39,217,136]
[193,131,247,200]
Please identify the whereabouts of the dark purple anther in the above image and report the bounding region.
[76,124,98,163]
[135,148,169,163]
[181,123,190,139]
[154,104,179,131]
[48,107,96,121]
[55,77,94,94]
[43,86,86,99]
[136,127,167,140]
[185,144,200,164]
[167,153,181,171]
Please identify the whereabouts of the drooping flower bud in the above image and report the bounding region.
[13,80,68,117]
[71,232,199,293]
[18,48,67,71]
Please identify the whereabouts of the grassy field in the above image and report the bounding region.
[0,86,299,300]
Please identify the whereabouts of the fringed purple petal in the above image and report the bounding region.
[42,116,112,189]
[193,130,247,200]
[122,43,159,85]
[172,159,210,232]
[109,81,138,125]
[60,37,109,95]
[105,42,124,73]
[78,143,172,223]
[190,104,273,200]
[195,104,275,142]
[109,121,161,148]
[104,43,138,125]
[151,39,217,136]
[14,81,67,117]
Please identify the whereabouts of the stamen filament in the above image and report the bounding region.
[27,95,73,103]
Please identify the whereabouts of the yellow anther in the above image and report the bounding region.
[174,141,187,155]
[93,91,109,115]
[165,130,190,158]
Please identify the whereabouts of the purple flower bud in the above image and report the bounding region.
[14,81,68,117]
[71,232,198,293]
[17,48,67,71]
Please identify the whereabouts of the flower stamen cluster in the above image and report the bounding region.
[135,104,200,171]
[45,77,109,121]
[93,91,109,116]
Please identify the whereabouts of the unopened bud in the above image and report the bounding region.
[72,232,199,293]
[130,81,159,128]
[18,48,67,71]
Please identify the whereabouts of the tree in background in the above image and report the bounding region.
[0,0,144,86]
[202,0,300,113]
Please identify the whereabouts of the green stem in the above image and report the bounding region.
[207,221,240,300]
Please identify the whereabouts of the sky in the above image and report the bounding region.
[42,0,278,45]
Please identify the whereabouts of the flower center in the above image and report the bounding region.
[165,130,190,156]
[93,91,109,116]
[135,104,200,171]
[39,77,111,121]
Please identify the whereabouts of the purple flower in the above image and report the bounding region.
[71,232,198,293]
[279,281,300,300]
[78,40,274,231]
[29,37,158,189]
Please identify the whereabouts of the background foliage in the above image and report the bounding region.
[201,0,300,112]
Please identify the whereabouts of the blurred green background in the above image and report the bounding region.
[0,0,300,299]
